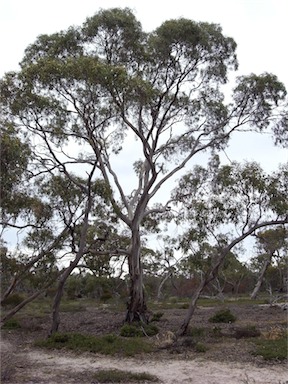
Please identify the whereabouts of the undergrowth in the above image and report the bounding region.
[209,308,237,323]
[92,369,159,383]
[120,323,159,337]
[252,338,287,361]
[35,332,153,356]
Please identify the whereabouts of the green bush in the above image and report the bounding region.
[209,309,236,323]
[35,332,153,356]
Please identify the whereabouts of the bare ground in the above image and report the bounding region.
[1,302,288,383]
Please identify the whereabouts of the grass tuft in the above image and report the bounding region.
[150,312,164,322]
[93,369,159,382]
[194,342,208,353]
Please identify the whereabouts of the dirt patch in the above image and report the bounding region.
[1,303,287,383]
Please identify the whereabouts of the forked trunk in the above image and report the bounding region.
[250,256,272,299]
[125,227,148,323]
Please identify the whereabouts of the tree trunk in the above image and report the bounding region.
[177,250,228,336]
[125,227,148,323]
[177,280,206,336]
[157,271,172,301]
[50,275,66,334]
[1,287,48,325]
[250,256,272,299]
[50,194,93,335]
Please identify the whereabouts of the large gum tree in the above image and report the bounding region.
[1,8,286,323]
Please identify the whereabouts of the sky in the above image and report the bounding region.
[1,0,287,255]
[1,0,287,170]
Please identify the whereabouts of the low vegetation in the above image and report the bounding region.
[35,332,154,356]
[252,338,287,361]
[92,369,159,383]
[234,325,261,339]
[209,308,237,323]
[1,318,21,329]
[120,323,159,337]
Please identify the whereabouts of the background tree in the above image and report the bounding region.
[172,160,288,335]
[250,227,288,299]
[1,8,287,325]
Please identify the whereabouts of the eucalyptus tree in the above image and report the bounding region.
[0,123,66,312]
[250,226,288,299]
[172,160,288,335]
[1,8,287,324]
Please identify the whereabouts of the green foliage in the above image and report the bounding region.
[209,308,237,323]
[92,369,159,383]
[252,338,287,361]
[0,123,31,217]
[1,319,21,329]
[120,323,159,337]
[35,332,153,356]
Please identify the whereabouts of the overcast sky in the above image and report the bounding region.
[1,0,287,171]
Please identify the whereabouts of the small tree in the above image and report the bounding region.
[172,160,288,335]
[250,227,288,299]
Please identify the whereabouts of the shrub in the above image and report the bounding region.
[93,369,159,383]
[187,327,205,337]
[120,323,159,337]
[1,293,24,307]
[1,319,21,329]
[209,309,236,323]
[194,342,208,353]
[120,324,142,337]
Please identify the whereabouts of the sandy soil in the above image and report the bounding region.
[1,303,288,383]
[1,338,287,384]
